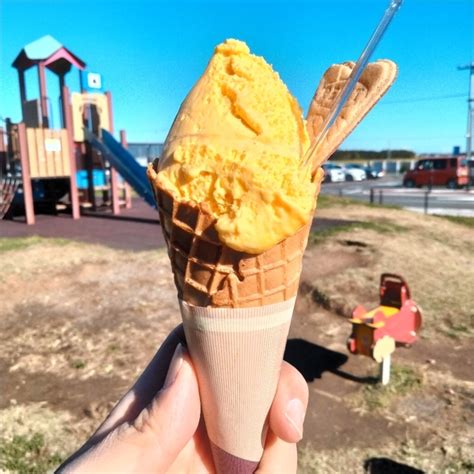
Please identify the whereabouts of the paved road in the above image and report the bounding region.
[320,177,474,217]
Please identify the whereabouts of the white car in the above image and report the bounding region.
[322,163,346,183]
[343,164,367,181]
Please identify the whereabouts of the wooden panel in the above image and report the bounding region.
[25,128,71,178]
[46,129,61,176]
[26,128,39,178]
[44,129,53,176]
[46,129,57,176]
[35,128,48,177]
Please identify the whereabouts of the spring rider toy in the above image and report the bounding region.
[347,274,422,384]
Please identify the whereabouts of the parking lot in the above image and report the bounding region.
[320,176,474,217]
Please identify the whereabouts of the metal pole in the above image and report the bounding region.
[370,187,374,204]
[424,190,429,214]
[380,354,391,385]
[458,63,474,189]
[379,189,383,205]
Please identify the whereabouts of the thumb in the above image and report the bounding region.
[66,344,201,473]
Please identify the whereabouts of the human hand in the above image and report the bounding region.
[57,325,308,473]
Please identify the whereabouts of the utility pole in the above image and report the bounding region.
[458,62,474,188]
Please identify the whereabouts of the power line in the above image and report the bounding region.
[381,92,465,105]
[348,135,461,141]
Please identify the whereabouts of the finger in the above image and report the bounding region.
[93,324,187,441]
[62,344,201,473]
[257,430,297,474]
[268,361,308,443]
[125,344,201,470]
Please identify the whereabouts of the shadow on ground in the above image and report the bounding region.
[364,457,425,473]
[285,338,378,384]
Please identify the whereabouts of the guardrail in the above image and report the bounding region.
[335,186,433,214]
[369,187,431,214]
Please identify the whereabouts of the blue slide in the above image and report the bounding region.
[87,129,156,207]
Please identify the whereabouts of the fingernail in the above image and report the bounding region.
[163,343,184,389]
[285,398,305,440]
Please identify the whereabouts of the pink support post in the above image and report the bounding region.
[17,123,35,225]
[62,86,80,219]
[110,164,120,215]
[38,63,49,128]
[120,129,132,209]
[106,91,120,215]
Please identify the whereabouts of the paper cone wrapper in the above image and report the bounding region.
[180,297,296,473]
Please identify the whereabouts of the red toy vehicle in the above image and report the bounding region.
[347,274,422,362]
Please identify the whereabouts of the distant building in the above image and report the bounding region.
[127,143,164,167]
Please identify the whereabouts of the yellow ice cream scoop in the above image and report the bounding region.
[153,39,318,254]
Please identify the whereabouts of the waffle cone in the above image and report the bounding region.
[148,164,315,472]
[148,165,313,308]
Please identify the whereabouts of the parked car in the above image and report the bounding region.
[322,163,346,183]
[343,164,367,181]
[403,156,468,189]
[364,166,385,179]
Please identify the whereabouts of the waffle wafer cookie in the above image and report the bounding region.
[306,60,398,170]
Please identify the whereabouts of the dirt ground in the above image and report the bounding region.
[1,201,473,473]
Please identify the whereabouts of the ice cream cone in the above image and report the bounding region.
[146,40,397,473]
[148,165,321,472]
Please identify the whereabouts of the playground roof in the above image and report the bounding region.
[12,35,86,74]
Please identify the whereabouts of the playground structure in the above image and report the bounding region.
[0,35,154,224]
[347,274,422,384]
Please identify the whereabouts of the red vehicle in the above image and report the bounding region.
[347,274,422,361]
[403,156,469,189]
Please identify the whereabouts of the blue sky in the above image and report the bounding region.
[1,0,473,153]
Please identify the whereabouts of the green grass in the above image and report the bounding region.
[445,459,474,472]
[444,321,473,340]
[317,194,401,210]
[0,236,72,253]
[0,433,63,474]
[359,364,423,411]
[308,219,407,245]
[70,359,86,369]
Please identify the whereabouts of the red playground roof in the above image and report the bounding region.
[12,35,86,74]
